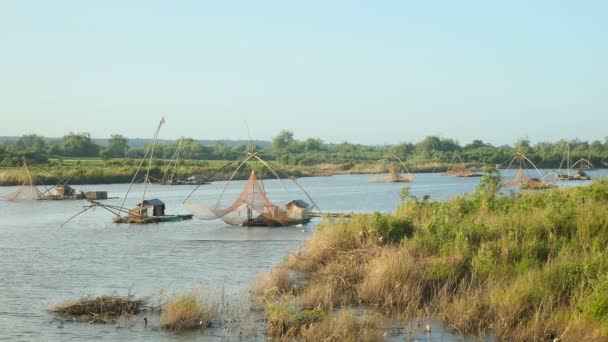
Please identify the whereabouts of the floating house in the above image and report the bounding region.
[286,200,311,221]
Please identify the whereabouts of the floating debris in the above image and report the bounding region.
[49,294,146,323]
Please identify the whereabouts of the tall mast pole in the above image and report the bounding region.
[567,143,571,177]
[139,117,165,216]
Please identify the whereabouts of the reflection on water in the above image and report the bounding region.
[0,170,605,340]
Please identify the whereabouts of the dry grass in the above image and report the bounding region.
[264,298,327,338]
[251,264,294,302]
[160,289,218,332]
[300,310,383,342]
[50,294,145,323]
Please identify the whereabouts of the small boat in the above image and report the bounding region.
[2,161,110,201]
[557,169,591,181]
[112,199,192,223]
[556,144,592,181]
[62,117,192,226]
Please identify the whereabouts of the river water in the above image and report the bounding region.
[1,170,606,341]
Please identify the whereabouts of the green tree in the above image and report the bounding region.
[13,134,47,154]
[104,134,129,158]
[60,132,100,157]
[272,130,295,151]
[475,166,502,208]
[179,138,209,159]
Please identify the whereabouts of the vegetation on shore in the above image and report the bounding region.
[252,171,608,340]
[2,130,607,173]
[0,157,472,186]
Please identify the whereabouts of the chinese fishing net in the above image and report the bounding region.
[185,170,289,226]
[1,166,40,201]
[370,164,414,183]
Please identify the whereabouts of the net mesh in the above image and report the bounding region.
[370,165,414,183]
[1,167,40,201]
[502,168,529,187]
[185,170,289,226]
[502,160,554,190]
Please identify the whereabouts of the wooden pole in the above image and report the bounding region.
[139,117,165,217]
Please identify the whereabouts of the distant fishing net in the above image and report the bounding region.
[502,154,555,190]
[1,184,40,201]
[369,154,414,183]
[441,153,480,177]
[502,168,528,187]
[1,166,40,201]
[185,170,289,226]
[370,165,414,183]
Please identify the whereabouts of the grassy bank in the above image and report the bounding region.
[0,159,477,186]
[252,173,608,340]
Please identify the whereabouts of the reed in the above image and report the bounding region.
[160,289,218,332]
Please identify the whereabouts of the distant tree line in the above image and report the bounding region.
[1,130,608,169]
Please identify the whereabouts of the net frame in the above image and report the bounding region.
[501,153,553,189]
[1,161,41,202]
[184,148,321,226]
[369,153,415,183]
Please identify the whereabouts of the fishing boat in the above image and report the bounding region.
[62,117,193,226]
[556,144,592,181]
[184,144,319,227]
[1,161,109,201]
[443,154,482,177]
[369,153,414,183]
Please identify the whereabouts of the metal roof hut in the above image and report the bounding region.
[131,199,166,218]
[51,184,75,198]
[286,200,311,222]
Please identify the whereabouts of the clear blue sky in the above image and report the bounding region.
[1,1,606,145]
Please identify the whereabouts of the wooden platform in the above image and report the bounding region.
[309,212,354,218]
[112,214,194,224]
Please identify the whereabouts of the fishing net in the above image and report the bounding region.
[1,184,40,201]
[370,165,414,183]
[185,170,289,226]
[1,165,41,201]
[441,154,480,177]
[502,168,528,187]
[502,155,555,190]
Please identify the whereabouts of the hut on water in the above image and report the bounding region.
[132,199,166,217]
[286,200,311,221]
[51,185,76,198]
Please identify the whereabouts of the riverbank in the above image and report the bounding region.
[252,176,608,340]
[0,160,480,186]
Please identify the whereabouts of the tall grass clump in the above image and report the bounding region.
[300,310,383,342]
[253,176,608,340]
[50,294,145,323]
[160,289,218,332]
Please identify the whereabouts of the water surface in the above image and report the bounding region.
[1,170,606,341]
